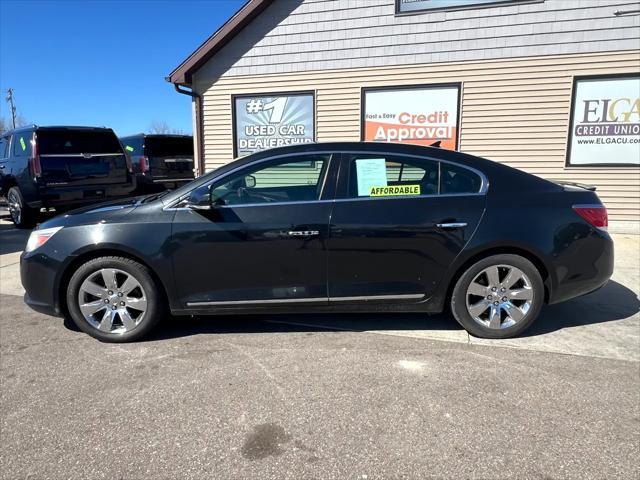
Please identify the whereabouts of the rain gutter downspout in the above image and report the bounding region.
[174,84,205,177]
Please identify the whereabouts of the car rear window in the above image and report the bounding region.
[146,137,193,157]
[37,130,123,155]
[440,163,482,194]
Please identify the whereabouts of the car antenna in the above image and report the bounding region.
[430,141,441,148]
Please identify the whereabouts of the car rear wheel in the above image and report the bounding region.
[450,254,544,339]
[66,256,165,342]
[7,186,36,229]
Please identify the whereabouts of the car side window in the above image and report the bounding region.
[207,154,330,207]
[0,137,8,158]
[12,132,32,158]
[440,163,482,194]
[346,154,439,198]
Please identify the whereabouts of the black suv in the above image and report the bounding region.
[119,134,194,193]
[0,126,136,228]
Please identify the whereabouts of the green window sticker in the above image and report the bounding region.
[20,137,26,151]
[125,145,134,152]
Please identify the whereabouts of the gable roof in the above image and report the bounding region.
[166,0,273,86]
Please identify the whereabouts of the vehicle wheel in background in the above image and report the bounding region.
[7,186,36,229]
[450,254,544,339]
[66,256,165,342]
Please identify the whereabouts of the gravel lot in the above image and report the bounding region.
[1,215,638,479]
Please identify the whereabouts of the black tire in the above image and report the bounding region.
[66,256,165,342]
[7,186,37,228]
[450,254,544,339]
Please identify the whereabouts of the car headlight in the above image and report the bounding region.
[25,227,63,253]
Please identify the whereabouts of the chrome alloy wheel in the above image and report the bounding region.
[7,189,22,225]
[465,264,534,330]
[78,268,147,334]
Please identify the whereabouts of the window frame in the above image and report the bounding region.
[394,0,541,15]
[231,90,316,158]
[360,83,462,151]
[337,151,487,202]
[565,72,640,168]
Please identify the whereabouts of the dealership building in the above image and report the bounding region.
[168,0,640,229]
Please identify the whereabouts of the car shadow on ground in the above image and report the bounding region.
[61,279,639,341]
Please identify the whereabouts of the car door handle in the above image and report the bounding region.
[287,230,320,237]
[436,222,467,230]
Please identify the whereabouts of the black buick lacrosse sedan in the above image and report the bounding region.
[21,142,613,342]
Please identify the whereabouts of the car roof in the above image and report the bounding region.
[119,133,193,139]
[4,125,115,135]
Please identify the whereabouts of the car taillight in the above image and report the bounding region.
[573,204,608,230]
[29,138,41,178]
[140,156,149,173]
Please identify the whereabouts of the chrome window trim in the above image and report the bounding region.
[186,297,327,307]
[164,149,488,211]
[38,153,124,157]
[328,293,424,302]
[186,293,423,307]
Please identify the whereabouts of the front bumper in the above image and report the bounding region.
[20,251,62,317]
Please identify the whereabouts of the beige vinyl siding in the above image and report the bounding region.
[196,0,640,78]
[196,50,640,222]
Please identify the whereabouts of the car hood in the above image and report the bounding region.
[37,196,146,229]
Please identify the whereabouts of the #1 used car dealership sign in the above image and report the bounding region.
[233,92,315,156]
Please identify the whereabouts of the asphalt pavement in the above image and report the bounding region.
[1,213,639,479]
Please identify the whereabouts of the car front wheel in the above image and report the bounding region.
[66,256,165,342]
[450,254,544,339]
[7,186,36,228]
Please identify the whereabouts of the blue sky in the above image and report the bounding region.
[0,0,246,136]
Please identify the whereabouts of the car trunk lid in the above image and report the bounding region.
[36,128,129,186]
[146,136,194,180]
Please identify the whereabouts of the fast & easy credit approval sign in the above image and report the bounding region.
[233,92,315,156]
[362,85,460,150]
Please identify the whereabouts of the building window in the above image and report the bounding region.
[232,92,315,158]
[396,0,532,14]
[361,84,461,151]
[566,74,640,167]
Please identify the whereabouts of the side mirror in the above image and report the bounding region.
[182,184,212,210]
[245,175,256,188]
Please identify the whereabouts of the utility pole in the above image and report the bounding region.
[6,88,17,129]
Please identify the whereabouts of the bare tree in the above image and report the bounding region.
[149,120,171,134]
[0,115,27,134]
[149,120,186,135]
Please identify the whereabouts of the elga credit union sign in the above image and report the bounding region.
[568,75,640,166]
[233,92,315,156]
[362,85,460,150]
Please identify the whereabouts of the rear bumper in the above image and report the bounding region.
[548,228,615,305]
[28,182,136,209]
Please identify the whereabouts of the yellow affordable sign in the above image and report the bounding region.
[369,185,421,197]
